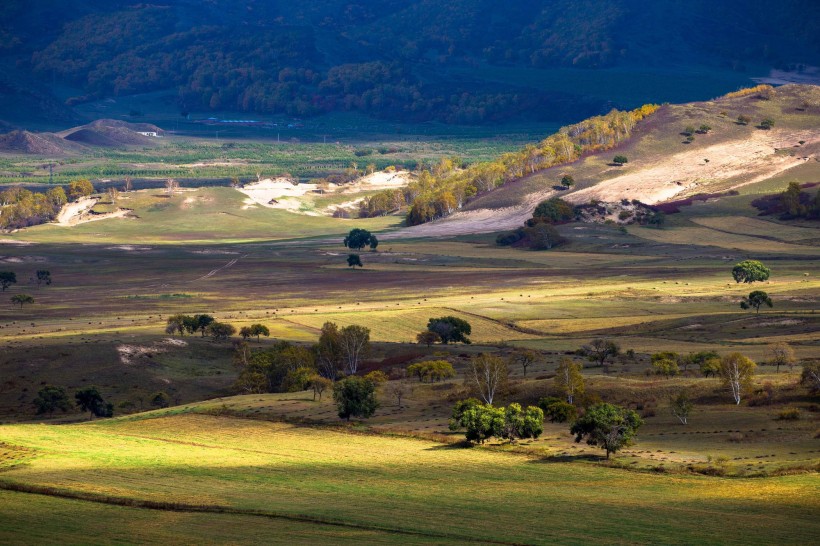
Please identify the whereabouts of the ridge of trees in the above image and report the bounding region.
[393,104,659,226]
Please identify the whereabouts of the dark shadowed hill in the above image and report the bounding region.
[0,0,818,125]
[61,120,162,147]
[0,130,83,155]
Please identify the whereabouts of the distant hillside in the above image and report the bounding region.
[396,84,820,237]
[0,1,818,125]
[0,130,80,155]
[61,120,162,147]
[0,120,163,155]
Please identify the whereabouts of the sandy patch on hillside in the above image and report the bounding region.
[390,129,817,238]
[237,171,412,216]
[56,197,132,226]
[568,129,817,205]
[385,190,549,239]
[0,239,34,245]
[339,170,412,193]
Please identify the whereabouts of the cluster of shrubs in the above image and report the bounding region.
[752,181,820,220]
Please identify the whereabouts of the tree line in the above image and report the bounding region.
[357,104,660,226]
[0,180,93,229]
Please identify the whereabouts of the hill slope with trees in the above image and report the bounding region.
[0,0,818,126]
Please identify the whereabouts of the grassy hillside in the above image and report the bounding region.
[466,84,820,214]
[0,413,817,544]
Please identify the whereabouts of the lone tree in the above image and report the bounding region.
[415,330,441,347]
[737,114,751,125]
[769,342,795,373]
[732,260,770,283]
[11,294,33,308]
[613,155,628,166]
[560,175,575,189]
[511,348,538,377]
[582,338,620,368]
[759,118,775,130]
[740,290,772,314]
[250,324,270,341]
[0,271,16,291]
[555,357,585,404]
[33,385,72,416]
[467,354,508,405]
[427,316,471,344]
[670,390,694,425]
[343,228,376,250]
[74,386,113,419]
[719,353,756,405]
[570,403,643,459]
[333,376,378,421]
[347,254,363,268]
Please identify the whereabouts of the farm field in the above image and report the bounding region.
[0,413,818,545]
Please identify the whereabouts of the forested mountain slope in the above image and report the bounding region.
[0,0,818,125]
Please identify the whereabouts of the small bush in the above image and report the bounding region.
[777,407,801,421]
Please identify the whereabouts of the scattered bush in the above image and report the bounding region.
[777,407,801,421]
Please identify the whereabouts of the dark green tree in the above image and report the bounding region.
[560,175,575,189]
[448,398,482,431]
[582,338,620,367]
[332,376,378,421]
[570,403,643,459]
[759,118,775,130]
[74,386,113,419]
[11,294,33,308]
[193,314,215,337]
[532,198,575,223]
[0,271,16,292]
[151,391,171,408]
[501,403,544,442]
[740,290,773,314]
[207,321,236,341]
[35,270,51,288]
[369,235,379,251]
[347,254,363,268]
[344,228,375,250]
[427,316,471,344]
[453,403,505,444]
[33,385,72,416]
[538,396,577,423]
[732,260,770,283]
[613,155,628,165]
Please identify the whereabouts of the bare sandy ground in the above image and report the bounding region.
[568,128,818,205]
[237,171,412,215]
[56,197,131,226]
[390,128,818,238]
